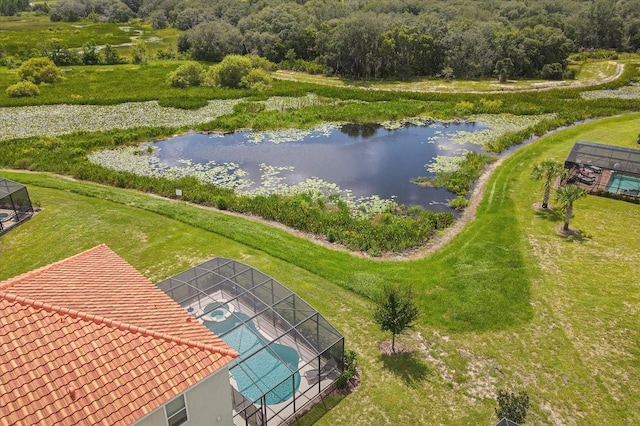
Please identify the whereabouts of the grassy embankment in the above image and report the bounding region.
[2,113,639,424]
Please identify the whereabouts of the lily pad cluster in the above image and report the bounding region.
[580,83,640,99]
[0,99,241,141]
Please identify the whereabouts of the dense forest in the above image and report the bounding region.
[2,0,639,79]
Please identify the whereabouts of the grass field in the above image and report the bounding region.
[0,15,180,56]
[2,113,639,424]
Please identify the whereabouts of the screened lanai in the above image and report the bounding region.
[564,141,640,197]
[0,178,34,234]
[157,258,345,426]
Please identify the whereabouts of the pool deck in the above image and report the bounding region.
[566,169,612,192]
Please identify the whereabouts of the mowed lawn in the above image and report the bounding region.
[1,114,639,424]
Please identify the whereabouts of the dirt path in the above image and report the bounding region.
[277,62,626,94]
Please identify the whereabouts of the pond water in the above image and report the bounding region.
[148,121,491,212]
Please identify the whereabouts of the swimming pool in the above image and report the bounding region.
[606,172,640,194]
[204,311,301,405]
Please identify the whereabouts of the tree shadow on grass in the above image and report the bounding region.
[555,225,592,243]
[533,203,563,222]
[380,350,431,386]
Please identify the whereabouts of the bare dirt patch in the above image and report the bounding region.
[379,339,408,356]
[554,224,578,236]
[533,202,554,212]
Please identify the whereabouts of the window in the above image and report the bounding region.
[165,394,188,426]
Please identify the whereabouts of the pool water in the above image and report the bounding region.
[606,172,640,193]
[205,312,300,405]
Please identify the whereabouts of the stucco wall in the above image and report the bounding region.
[133,367,233,426]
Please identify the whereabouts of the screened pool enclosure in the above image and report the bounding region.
[157,258,345,426]
[564,141,640,198]
[0,178,34,234]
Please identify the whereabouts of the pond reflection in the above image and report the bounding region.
[150,121,490,212]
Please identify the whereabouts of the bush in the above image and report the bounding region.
[17,57,62,84]
[203,55,275,89]
[213,55,253,88]
[495,389,530,424]
[6,81,40,97]
[233,101,266,114]
[101,44,126,65]
[335,350,358,390]
[454,101,474,115]
[166,62,204,88]
[240,68,272,90]
[449,196,469,210]
[131,41,147,64]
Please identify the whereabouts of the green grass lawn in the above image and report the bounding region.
[2,113,639,423]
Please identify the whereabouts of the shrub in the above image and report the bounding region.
[495,389,530,424]
[204,55,276,89]
[101,44,126,65]
[246,54,277,72]
[449,196,469,210]
[166,62,205,88]
[6,81,40,97]
[131,40,147,64]
[454,101,474,115]
[335,350,358,390]
[240,68,272,90]
[17,57,62,84]
[233,101,266,114]
[214,55,253,88]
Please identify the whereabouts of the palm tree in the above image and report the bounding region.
[555,184,588,231]
[530,159,566,209]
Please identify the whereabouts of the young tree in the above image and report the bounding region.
[555,184,588,231]
[373,284,419,353]
[131,40,147,64]
[101,44,125,65]
[530,159,565,209]
[82,40,100,65]
[495,389,530,424]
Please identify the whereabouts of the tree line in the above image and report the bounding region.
[2,0,639,80]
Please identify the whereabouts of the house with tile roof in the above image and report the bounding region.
[0,245,238,426]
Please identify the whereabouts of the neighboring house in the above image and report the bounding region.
[0,245,238,425]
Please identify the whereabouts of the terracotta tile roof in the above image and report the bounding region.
[0,244,227,347]
[0,245,237,425]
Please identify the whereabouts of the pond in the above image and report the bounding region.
[146,121,491,212]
